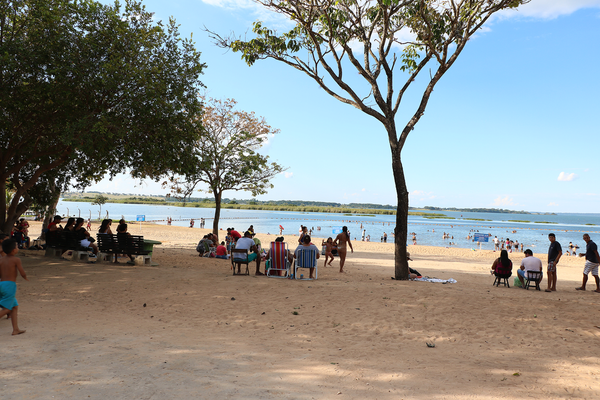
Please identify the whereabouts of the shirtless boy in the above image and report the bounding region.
[0,239,29,335]
[321,237,334,267]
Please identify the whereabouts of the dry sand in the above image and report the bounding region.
[2,222,600,399]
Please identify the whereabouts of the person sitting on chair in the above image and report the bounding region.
[491,249,513,278]
[234,231,262,275]
[517,249,543,287]
[294,235,320,279]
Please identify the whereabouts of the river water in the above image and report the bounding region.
[58,200,600,253]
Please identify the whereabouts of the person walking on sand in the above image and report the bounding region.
[0,239,29,335]
[334,226,353,273]
[546,233,562,292]
[190,219,194,228]
[322,237,334,267]
[576,234,600,293]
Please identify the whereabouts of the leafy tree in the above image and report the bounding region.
[164,97,284,235]
[0,0,206,233]
[92,195,108,220]
[209,0,529,279]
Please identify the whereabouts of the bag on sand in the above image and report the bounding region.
[514,276,523,287]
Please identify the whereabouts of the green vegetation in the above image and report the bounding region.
[424,216,456,220]
[421,206,529,214]
[462,218,491,221]
[585,223,596,226]
[534,221,555,224]
[508,220,531,223]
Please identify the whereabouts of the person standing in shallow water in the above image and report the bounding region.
[334,226,353,273]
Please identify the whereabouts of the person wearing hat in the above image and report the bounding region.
[233,231,263,275]
[406,252,422,279]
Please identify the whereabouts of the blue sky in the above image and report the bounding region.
[89,0,600,213]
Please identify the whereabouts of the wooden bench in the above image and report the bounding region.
[97,234,151,265]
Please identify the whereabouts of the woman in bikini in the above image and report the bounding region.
[334,226,353,273]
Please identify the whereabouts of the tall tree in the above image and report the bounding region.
[0,0,206,233]
[209,0,529,279]
[164,97,284,236]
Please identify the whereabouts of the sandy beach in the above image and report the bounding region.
[2,221,600,399]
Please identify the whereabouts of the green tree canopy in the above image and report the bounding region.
[209,0,529,279]
[0,0,206,232]
[164,97,284,235]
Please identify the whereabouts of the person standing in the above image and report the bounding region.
[576,234,600,293]
[546,233,562,292]
[383,232,387,243]
[334,226,353,273]
[493,236,499,252]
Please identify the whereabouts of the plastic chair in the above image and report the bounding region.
[266,241,290,278]
[294,248,317,280]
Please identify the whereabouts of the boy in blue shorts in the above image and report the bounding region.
[0,239,29,335]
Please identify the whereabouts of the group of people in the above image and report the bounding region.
[491,233,600,293]
[492,236,523,253]
[197,225,355,277]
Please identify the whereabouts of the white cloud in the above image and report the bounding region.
[283,172,293,178]
[361,188,366,192]
[548,202,559,207]
[501,0,600,19]
[557,172,578,181]
[492,195,515,207]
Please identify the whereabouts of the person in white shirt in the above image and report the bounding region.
[234,231,263,275]
[517,249,543,287]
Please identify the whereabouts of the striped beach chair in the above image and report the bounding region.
[266,241,290,278]
[294,248,318,280]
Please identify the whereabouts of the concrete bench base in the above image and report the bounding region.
[96,252,113,263]
[134,255,152,266]
[62,250,89,263]
[45,248,63,257]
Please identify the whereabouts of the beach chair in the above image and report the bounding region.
[231,248,250,276]
[524,270,542,291]
[266,241,290,278]
[294,248,318,280]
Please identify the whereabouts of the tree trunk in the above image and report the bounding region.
[212,190,221,241]
[391,141,409,280]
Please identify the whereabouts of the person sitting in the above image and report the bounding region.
[491,250,513,279]
[233,231,262,275]
[115,223,135,263]
[74,218,98,255]
[517,249,543,287]
[266,236,294,276]
[45,215,64,247]
[215,242,228,259]
[196,235,214,257]
[98,219,113,235]
[294,234,320,279]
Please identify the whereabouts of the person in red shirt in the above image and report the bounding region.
[215,242,228,259]
[228,228,241,242]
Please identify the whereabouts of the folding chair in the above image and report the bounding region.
[231,248,250,276]
[294,248,317,280]
[266,241,290,278]
[525,270,542,291]
[493,273,511,287]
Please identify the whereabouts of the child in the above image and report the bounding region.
[0,239,29,335]
[322,237,334,267]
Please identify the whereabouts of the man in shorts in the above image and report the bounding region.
[576,234,600,293]
[546,233,562,292]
